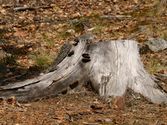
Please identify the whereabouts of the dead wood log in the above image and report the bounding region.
[0,34,166,104]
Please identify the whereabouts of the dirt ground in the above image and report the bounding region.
[0,90,167,125]
[0,0,167,124]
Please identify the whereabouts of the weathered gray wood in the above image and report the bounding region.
[0,34,166,104]
[0,34,93,102]
[86,40,167,104]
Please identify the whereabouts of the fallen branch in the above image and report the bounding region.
[100,15,132,19]
[13,6,52,12]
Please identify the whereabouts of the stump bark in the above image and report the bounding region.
[0,34,166,104]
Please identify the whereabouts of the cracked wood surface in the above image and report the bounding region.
[0,34,166,104]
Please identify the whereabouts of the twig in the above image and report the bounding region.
[100,15,132,19]
[13,6,52,12]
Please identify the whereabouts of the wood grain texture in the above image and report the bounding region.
[0,34,166,104]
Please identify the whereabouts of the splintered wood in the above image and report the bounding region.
[0,34,166,104]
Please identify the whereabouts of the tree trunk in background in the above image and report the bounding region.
[0,34,166,104]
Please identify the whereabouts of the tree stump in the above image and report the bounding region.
[0,34,166,104]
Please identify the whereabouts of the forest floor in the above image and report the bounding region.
[0,0,167,124]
